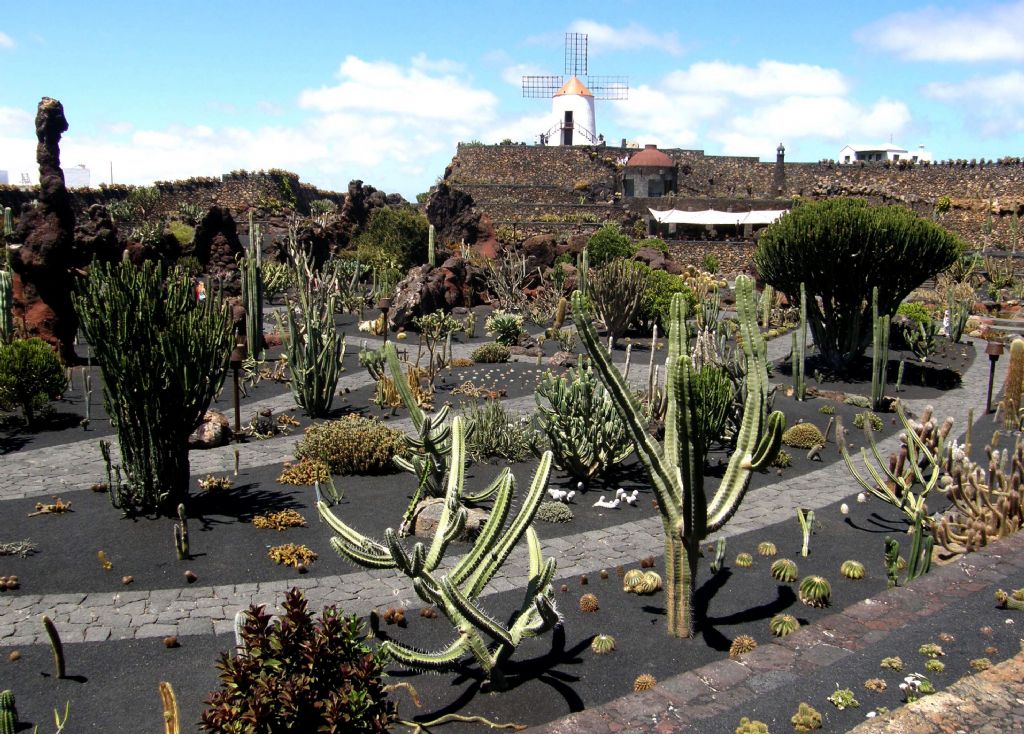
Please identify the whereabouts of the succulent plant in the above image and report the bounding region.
[840,560,865,579]
[818,404,835,415]
[536,501,574,524]
[798,575,831,607]
[735,552,754,568]
[0,689,17,734]
[863,678,887,692]
[790,702,822,732]
[769,613,800,638]
[925,659,945,673]
[579,593,599,613]
[770,449,792,468]
[590,634,616,654]
[729,634,758,658]
[268,543,317,568]
[826,688,859,710]
[880,656,904,671]
[995,588,1024,610]
[782,422,825,449]
[735,717,769,734]
[853,411,883,432]
[471,342,511,363]
[918,643,944,658]
[634,571,663,595]
[252,509,308,531]
[277,458,331,486]
[770,558,798,583]
[633,673,657,692]
[622,569,646,592]
[970,657,992,671]
[757,541,777,557]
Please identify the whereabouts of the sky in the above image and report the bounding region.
[1,1,1022,199]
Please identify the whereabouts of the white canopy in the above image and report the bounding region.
[649,208,787,226]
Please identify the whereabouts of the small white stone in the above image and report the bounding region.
[840,503,849,515]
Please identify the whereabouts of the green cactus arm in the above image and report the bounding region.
[670,353,707,542]
[384,341,427,431]
[328,536,398,570]
[572,290,682,525]
[393,454,416,473]
[510,593,561,642]
[463,468,509,503]
[466,451,553,597]
[423,417,470,569]
[440,576,516,648]
[450,469,514,586]
[748,412,785,471]
[412,576,445,607]
[384,528,422,576]
[317,500,396,560]
[381,635,472,673]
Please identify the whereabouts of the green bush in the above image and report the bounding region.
[471,342,511,363]
[896,302,934,326]
[201,588,395,733]
[586,224,633,266]
[353,206,429,270]
[167,220,195,248]
[637,266,698,331]
[294,415,406,474]
[484,311,524,346]
[460,400,533,463]
[0,338,67,426]
[637,237,669,254]
[755,198,963,372]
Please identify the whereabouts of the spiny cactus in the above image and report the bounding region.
[757,541,777,557]
[590,634,616,654]
[735,717,769,734]
[633,673,657,692]
[791,702,822,732]
[574,274,785,638]
[793,281,807,400]
[995,588,1024,610]
[871,287,889,411]
[173,503,189,560]
[588,258,649,345]
[634,570,662,594]
[840,560,865,579]
[0,270,12,345]
[317,417,558,689]
[709,537,727,573]
[0,690,16,734]
[782,423,825,449]
[770,558,798,583]
[735,552,754,568]
[622,569,645,592]
[769,613,800,638]
[579,593,599,613]
[798,575,832,607]
[41,614,65,679]
[241,211,265,362]
[797,508,814,557]
[729,634,758,658]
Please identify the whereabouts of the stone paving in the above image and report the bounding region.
[0,335,996,651]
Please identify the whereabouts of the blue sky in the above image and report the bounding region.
[1,1,1021,199]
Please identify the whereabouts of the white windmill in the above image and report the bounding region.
[522,32,628,146]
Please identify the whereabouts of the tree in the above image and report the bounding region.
[353,206,430,270]
[754,198,963,372]
[0,338,67,427]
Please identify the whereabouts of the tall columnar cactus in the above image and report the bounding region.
[574,275,785,638]
[278,236,342,417]
[427,223,436,267]
[761,284,774,329]
[999,338,1024,428]
[74,261,233,514]
[792,282,807,400]
[0,270,12,344]
[588,258,649,346]
[946,292,970,344]
[871,287,890,411]
[317,417,559,689]
[240,211,265,361]
[1,207,11,268]
[0,690,16,734]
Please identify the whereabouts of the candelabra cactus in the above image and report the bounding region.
[573,274,785,638]
[317,417,558,689]
[792,282,807,400]
[240,211,265,362]
[871,287,889,411]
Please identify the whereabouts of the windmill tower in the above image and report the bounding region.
[523,33,628,146]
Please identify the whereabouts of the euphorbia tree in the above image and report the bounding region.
[574,275,784,638]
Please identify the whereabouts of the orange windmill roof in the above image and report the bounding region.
[555,76,594,98]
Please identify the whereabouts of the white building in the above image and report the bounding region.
[544,77,598,146]
[838,144,933,164]
[63,164,90,188]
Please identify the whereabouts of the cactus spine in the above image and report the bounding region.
[241,212,265,362]
[41,614,65,679]
[573,275,785,638]
[427,224,436,267]
[792,282,806,400]
[318,417,558,688]
[871,287,890,411]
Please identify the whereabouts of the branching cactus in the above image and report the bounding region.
[240,211,265,362]
[573,275,785,638]
[871,286,889,411]
[317,417,559,689]
[792,282,807,401]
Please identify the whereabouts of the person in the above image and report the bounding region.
[196,280,206,302]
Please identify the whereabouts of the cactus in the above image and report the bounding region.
[0,270,11,344]
[999,338,1024,428]
[41,614,65,679]
[634,570,662,594]
[729,634,757,658]
[947,292,970,344]
[871,287,889,411]
[575,247,589,295]
[770,558,798,582]
[159,681,180,734]
[895,358,905,393]
[0,690,16,734]
[427,224,436,267]
[798,575,831,607]
[709,536,727,574]
[622,569,645,592]
[782,423,825,449]
[760,284,773,329]
[573,275,784,638]
[757,541,777,557]
[994,588,1024,610]
[241,211,265,362]
[793,282,807,400]
[317,417,558,689]
[552,296,567,332]
[173,503,189,560]
[633,673,657,692]
[797,508,814,557]
[790,702,822,733]
[769,613,800,637]
[736,717,769,734]
[589,258,649,346]
[579,593,599,613]
[590,634,616,654]
[840,559,865,579]
[735,552,753,568]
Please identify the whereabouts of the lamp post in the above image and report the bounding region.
[986,341,1005,414]
[229,337,247,436]
[377,297,392,346]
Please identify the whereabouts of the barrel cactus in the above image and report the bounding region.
[798,575,832,607]
[769,613,800,638]
[770,558,798,582]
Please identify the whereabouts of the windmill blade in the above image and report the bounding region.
[565,32,588,76]
[586,76,629,101]
[522,75,565,98]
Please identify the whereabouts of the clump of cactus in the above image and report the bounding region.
[970,657,992,671]
[268,543,317,569]
[853,411,883,432]
[798,576,831,607]
[634,571,662,594]
[252,509,307,531]
[729,634,758,658]
[782,422,825,449]
[790,702,822,732]
[277,458,331,486]
[925,659,945,673]
[735,552,754,568]
[769,613,800,638]
[770,449,792,468]
[771,558,798,582]
[826,688,859,710]
[633,673,657,692]
[918,642,944,658]
[757,541,777,557]
[818,404,835,415]
[471,342,511,363]
[840,560,865,579]
[197,474,233,492]
[579,593,599,613]
[536,501,574,524]
[863,678,887,692]
[622,569,645,592]
[590,634,615,654]
[995,588,1024,610]
[735,717,769,734]
[880,656,904,671]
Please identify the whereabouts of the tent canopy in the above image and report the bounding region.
[649,208,787,226]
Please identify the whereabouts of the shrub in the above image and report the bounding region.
[536,501,573,523]
[460,400,533,463]
[167,220,195,248]
[637,267,698,331]
[353,206,429,270]
[586,224,633,266]
[702,253,719,274]
[896,302,934,326]
[200,588,395,733]
[755,198,964,372]
[471,342,511,363]
[484,310,524,346]
[781,422,825,449]
[637,237,669,254]
[294,415,406,475]
[0,338,67,427]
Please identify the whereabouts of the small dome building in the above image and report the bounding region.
[623,144,676,198]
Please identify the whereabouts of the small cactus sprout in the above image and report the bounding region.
[634,570,663,595]
[970,657,992,671]
[622,569,645,592]
[863,678,887,692]
[735,552,754,568]
[735,717,769,734]
[769,613,800,638]
[918,643,944,658]
[590,634,616,655]
[880,656,904,671]
[790,702,822,732]
[925,659,945,673]
[757,541,777,557]
[798,575,831,607]
[840,560,866,579]
[826,687,859,710]
[579,593,600,613]
[729,634,758,659]
[937,632,956,643]
[633,673,657,692]
[771,558,798,582]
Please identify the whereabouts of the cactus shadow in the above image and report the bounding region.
[844,513,907,534]
[692,571,797,652]
[191,483,305,526]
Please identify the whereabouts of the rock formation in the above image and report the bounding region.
[425,182,498,257]
[192,206,243,293]
[387,256,485,330]
[11,97,79,361]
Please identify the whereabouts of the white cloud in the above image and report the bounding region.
[0,32,14,50]
[502,63,549,87]
[856,1,1024,62]
[611,85,727,147]
[923,71,1024,135]
[567,20,684,56]
[0,106,32,134]
[664,60,847,98]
